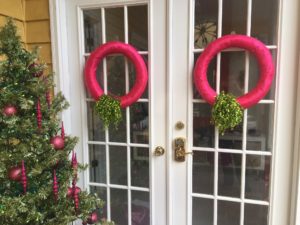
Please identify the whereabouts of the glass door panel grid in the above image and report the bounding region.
[189,0,279,225]
[80,4,150,225]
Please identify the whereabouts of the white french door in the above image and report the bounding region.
[50,0,300,224]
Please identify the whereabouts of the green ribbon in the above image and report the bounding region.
[95,95,122,129]
[211,91,243,135]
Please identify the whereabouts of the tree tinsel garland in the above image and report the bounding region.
[95,95,122,129]
[211,91,244,135]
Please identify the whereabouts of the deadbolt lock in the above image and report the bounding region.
[174,137,193,162]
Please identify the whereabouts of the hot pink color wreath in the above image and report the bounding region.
[194,34,274,109]
[85,41,148,108]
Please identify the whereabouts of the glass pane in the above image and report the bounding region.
[128,6,148,51]
[90,186,108,219]
[218,201,240,225]
[192,198,214,225]
[87,102,105,141]
[219,123,243,149]
[107,55,126,96]
[131,147,149,188]
[247,104,274,151]
[89,144,106,183]
[193,151,214,194]
[193,53,217,99]
[131,191,150,225]
[194,0,218,49]
[193,103,215,148]
[220,51,245,97]
[244,204,269,225]
[248,50,276,100]
[111,188,128,225]
[218,153,241,198]
[222,0,247,35]
[83,9,103,53]
[130,103,149,144]
[108,107,127,143]
[252,0,278,45]
[105,7,124,42]
[129,55,149,99]
[109,146,127,185]
[245,155,271,200]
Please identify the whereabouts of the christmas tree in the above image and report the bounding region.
[0,20,111,225]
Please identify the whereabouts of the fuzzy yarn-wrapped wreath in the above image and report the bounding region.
[85,42,148,128]
[194,35,274,134]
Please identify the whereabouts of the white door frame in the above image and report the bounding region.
[49,0,300,224]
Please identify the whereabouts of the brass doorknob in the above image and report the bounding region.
[154,146,165,156]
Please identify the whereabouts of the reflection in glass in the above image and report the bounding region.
[193,53,216,99]
[105,8,124,42]
[108,108,127,143]
[130,103,149,144]
[192,198,213,225]
[219,123,243,149]
[193,151,214,194]
[87,102,105,141]
[220,51,245,97]
[222,0,247,35]
[245,155,270,201]
[90,186,107,219]
[244,204,268,225]
[131,191,150,225]
[107,55,126,96]
[109,146,127,185]
[131,147,149,188]
[111,188,128,225]
[194,0,218,48]
[128,6,148,51]
[218,153,241,198]
[218,201,240,225]
[248,51,276,100]
[89,144,106,183]
[193,104,214,148]
[129,55,149,99]
[252,0,278,45]
[83,9,102,53]
[247,104,274,151]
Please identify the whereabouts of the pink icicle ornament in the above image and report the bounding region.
[61,122,65,140]
[53,170,59,202]
[36,98,42,130]
[21,160,27,194]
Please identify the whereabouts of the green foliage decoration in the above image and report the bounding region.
[211,91,244,135]
[95,95,122,129]
[0,19,114,225]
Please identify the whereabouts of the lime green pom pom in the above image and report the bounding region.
[212,91,244,135]
[95,95,122,129]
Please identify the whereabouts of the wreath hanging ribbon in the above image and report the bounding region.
[194,35,275,134]
[85,42,148,128]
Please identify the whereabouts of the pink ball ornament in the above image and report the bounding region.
[67,186,81,198]
[50,136,65,150]
[8,166,22,181]
[87,211,99,224]
[29,63,43,78]
[3,105,17,116]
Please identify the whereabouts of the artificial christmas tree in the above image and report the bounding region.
[0,20,112,225]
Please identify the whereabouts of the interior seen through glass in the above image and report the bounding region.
[192,0,278,224]
[84,5,149,225]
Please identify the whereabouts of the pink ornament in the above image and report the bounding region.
[67,186,81,198]
[36,99,42,129]
[46,91,51,108]
[8,166,22,181]
[73,184,80,213]
[21,160,27,194]
[87,211,99,224]
[53,170,59,202]
[61,122,65,140]
[29,63,43,77]
[3,105,17,116]
[50,136,65,150]
[72,152,78,177]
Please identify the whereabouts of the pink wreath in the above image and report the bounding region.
[194,35,274,109]
[85,41,148,108]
